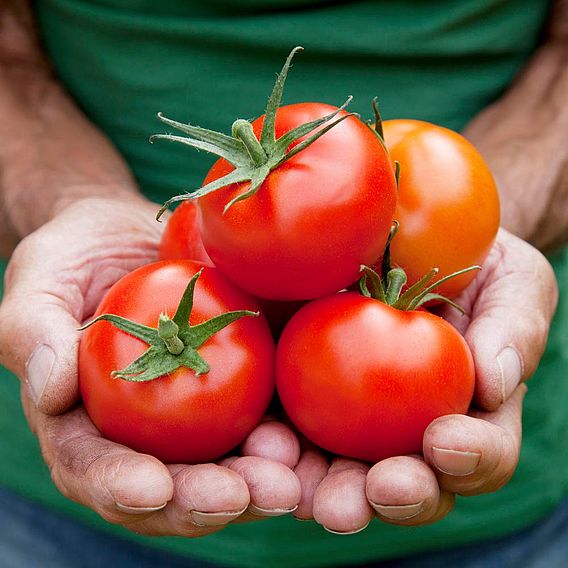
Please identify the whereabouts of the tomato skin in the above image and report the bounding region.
[157,203,303,338]
[276,293,475,463]
[159,201,212,264]
[383,119,500,298]
[79,260,275,464]
[157,204,304,338]
[198,103,397,301]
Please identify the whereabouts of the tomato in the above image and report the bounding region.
[79,260,275,464]
[157,202,303,338]
[276,292,475,462]
[197,104,397,301]
[159,201,211,264]
[382,119,500,298]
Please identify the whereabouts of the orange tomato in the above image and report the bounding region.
[382,119,500,298]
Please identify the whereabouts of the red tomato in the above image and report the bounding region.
[79,260,275,464]
[158,202,303,338]
[276,292,475,462]
[159,201,212,264]
[198,104,397,301]
[382,119,500,298]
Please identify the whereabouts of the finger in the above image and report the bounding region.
[424,385,526,496]
[0,234,82,414]
[293,447,329,520]
[228,456,301,518]
[366,456,455,526]
[127,464,249,536]
[25,390,250,537]
[241,421,301,469]
[446,230,557,411]
[25,395,174,526]
[312,458,373,534]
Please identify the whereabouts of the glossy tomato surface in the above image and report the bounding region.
[198,103,397,301]
[158,205,303,338]
[276,293,475,462]
[79,260,275,464]
[159,201,212,264]
[383,119,500,298]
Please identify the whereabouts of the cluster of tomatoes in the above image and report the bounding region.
[79,49,500,466]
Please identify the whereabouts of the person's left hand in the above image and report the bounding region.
[287,229,558,533]
[0,196,302,536]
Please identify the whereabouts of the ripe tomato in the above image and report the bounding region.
[157,202,303,338]
[382,119,500,298]
[79,260,275,464]
[276,292,475,462]
[198,104,397,301]
[159,201,211,264]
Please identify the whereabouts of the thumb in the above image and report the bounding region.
[461,230,558,411]
[0,234,81,415]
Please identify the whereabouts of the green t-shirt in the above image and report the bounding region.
[1,1,567,566]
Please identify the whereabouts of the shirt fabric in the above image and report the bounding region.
[1,1,567,567]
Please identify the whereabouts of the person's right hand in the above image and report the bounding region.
[287,230,558,533]
[0,196,301,536]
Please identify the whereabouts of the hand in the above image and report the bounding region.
[296,230,558,533]
[0,197,301,535]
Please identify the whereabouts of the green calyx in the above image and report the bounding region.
[359,222,481,313]
[152,46,356,218]
[79,270,258,382]
[367,96,386,149]
[365,97,400,189]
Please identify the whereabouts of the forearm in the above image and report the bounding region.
[464,0,568,251]
[0,2,143,255]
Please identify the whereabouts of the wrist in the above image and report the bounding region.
[1,77,144,241]
[464,41,568,251]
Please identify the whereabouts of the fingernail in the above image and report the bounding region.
[190,507,247,527]
[323,521,370,535]
[25,344,56,406]
[497,346,523,403]
[115,502,167,515]
[248,504,298,517]
[432,448,481,476]
[371,500,424,520]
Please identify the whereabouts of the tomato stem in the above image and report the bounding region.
[232,119,267,166]
[158,313,185,355]
[385,268,407,305]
